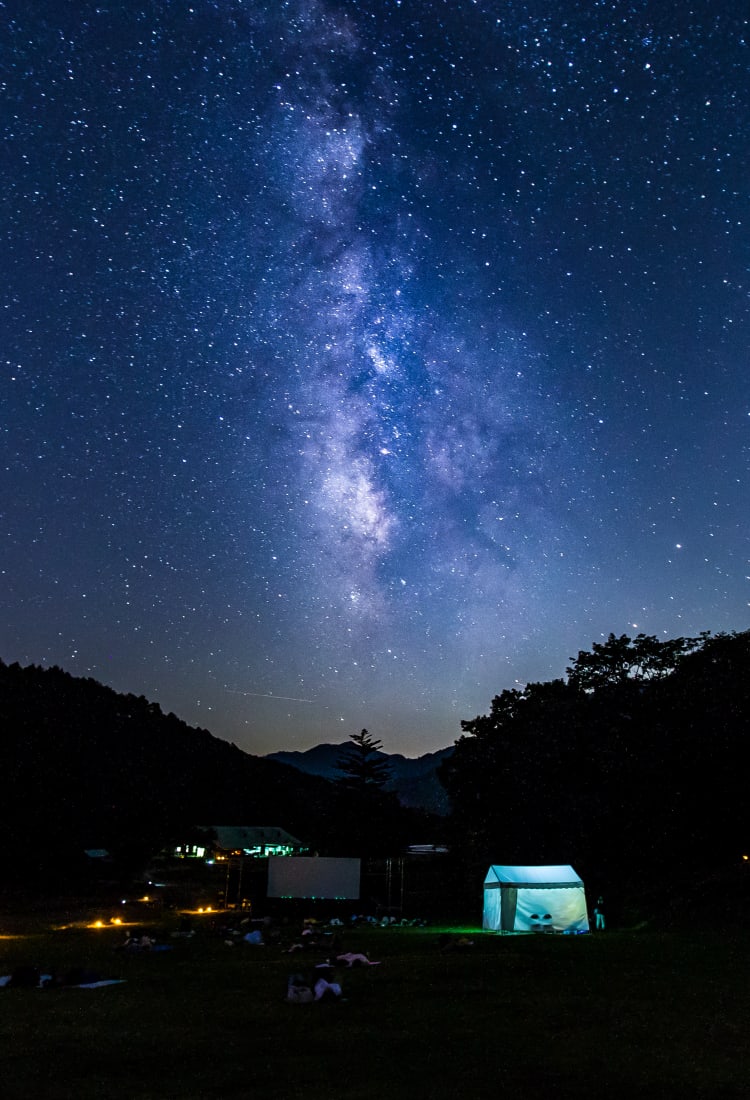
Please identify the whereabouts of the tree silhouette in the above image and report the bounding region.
[566,632,702,692]
[441,629,750,899]
[335,729,392,793]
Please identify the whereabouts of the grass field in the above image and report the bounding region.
[1,908,748,1099]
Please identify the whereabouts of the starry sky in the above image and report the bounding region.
[3,0,748,757]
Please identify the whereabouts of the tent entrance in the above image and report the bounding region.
[500,886,517,931]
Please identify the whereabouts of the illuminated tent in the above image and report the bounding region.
[483,865,589,933]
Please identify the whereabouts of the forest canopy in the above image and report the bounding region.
[440,630,750,893]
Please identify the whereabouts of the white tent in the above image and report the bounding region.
[483,865,589,933]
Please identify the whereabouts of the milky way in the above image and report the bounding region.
[3,1,748,754]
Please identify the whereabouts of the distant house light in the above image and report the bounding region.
[174,843,207,859]
[173,827,306,861]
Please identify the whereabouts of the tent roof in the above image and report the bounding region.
[484,864,583,888]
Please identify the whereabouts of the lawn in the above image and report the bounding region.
[1,909,747,1099]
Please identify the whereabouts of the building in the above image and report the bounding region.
[173,825,306,862]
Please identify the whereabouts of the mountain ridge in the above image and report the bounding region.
[266,741,453,815]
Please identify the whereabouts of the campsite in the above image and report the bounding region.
[2,635,749,1096]
[1,903,749,1100]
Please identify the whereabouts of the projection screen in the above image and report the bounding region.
[266,856,361,899]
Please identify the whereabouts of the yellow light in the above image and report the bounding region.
[140,896,150,902]
[743,854,749,862]
[111,917,122,925]
[90,920,105,929]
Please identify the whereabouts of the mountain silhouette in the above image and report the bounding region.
[266,742,453,815]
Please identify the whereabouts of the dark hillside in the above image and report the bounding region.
[0,661,342,883]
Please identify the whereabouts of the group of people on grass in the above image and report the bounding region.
[0,965,123,989]
[285,952,382,1005]
[283,916,385,1004]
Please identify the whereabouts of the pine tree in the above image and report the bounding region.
[335,729,392,792]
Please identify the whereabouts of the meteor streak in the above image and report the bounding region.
[225,689,315,704]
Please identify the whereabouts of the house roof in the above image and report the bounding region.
[206,826,303,850]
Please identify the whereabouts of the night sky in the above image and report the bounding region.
[3,1,748,757]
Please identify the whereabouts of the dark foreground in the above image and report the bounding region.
[0,911,747,1099]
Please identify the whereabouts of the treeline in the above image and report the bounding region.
[0,661,425,886]
[2,629,748,905]
[439,630,750,898]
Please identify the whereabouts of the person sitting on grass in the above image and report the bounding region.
[121,930,155,952]
[120,929,172,953]
[437,933,475,954]
[286,973,314,1004]
[336,952,381,967]
[2,965,54,988]
[313,962,343,1002]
